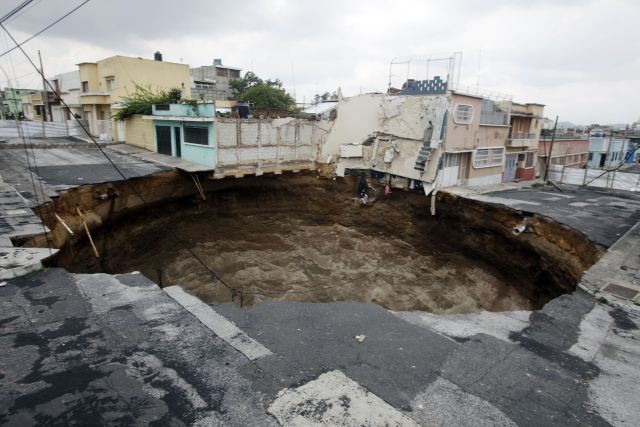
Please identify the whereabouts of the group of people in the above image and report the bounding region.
[358,174,392,206]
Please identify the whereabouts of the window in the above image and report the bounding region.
[106,78,116,91]
[195,81,215,89]
[490,148,504,165]
[444,153,461,167]
[155,104,170,111]
[525,152,534,168]
[474,149,489,167]
[81,81,89,92]
[473,147,504,168]
[184,126,209,145]
[588,153,593,161]
[453,104,474,124]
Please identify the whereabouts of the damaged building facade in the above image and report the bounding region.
[320,77,544,192]
[118,73,542,190]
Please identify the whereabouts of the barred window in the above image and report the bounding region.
[491,148,504,165]
[474,149,489,167]
[474,147,504,168]
[184,126,209,145]
[454,104,474,124]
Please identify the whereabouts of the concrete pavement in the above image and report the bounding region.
[2,138,640,425]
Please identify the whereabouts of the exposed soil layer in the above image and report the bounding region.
[47,174,601,314]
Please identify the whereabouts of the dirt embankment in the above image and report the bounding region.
[39,173,602,314]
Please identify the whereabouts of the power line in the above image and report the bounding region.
[0,0,34,24]
[0,61,51,254]
[3,0,42,25]
[0,0,90,60]
[580,143,640,188]
[0,16,246,304]
[0,2,397,306]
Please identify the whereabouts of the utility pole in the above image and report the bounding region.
[38,50,49,122]
[543,115,559,183]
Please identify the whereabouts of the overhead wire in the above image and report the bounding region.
[0,23,51,253]
[3,0,42,25]
[0,2,408,304]
[0,13,248,303]
[0,0,90,60]
[580,143,640,188]
[0,62,51,254]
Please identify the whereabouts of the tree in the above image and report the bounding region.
[313,90,339,104]
[229,71,263,98]
[230,71,295,112]
[241,84,295,111]
[113,84,182,121]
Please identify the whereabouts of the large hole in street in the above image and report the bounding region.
[48,174,600,314]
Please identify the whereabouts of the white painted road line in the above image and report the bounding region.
[163,285,272,361]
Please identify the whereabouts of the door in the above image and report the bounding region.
[457,152,470,185]
[599,154,606,167]
[174,126,181,158]
[503,154,517,182]
[441,153,460,187]
[156,125,172,155]
[117,120,126,142]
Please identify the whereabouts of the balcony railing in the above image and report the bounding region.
[507,132,537,148]
[509,132,536,140]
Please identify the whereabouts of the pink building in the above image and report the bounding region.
[537,135,589,177]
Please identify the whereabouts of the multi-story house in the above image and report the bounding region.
[50,70,83,122]
[190,59,241,101]
[20,91,59,121]
[322,77,544,191]
[1,87,39,119]
[504,102,545,182]
[587,128,630,169]
[77,53,190,139]
[537,134,589,177]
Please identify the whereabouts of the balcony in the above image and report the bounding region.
[507,132,537,147]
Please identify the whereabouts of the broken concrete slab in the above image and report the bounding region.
[0,247,57,280]
[268,370,418,426]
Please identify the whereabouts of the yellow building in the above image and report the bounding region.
[77,54,191,140]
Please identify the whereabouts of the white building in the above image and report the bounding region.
[50,70,83,122]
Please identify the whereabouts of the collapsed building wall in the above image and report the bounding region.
[321,93,449,190]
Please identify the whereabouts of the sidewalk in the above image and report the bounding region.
[443,180,543,197]
[107,144,214,173]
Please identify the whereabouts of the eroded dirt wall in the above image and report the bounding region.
[43,173,603,313]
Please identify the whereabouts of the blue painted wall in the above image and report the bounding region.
[152,119,216,168]
[152,103,215,117]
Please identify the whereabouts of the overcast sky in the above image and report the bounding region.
[1,0,638,124]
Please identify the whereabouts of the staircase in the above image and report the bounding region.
[414,142,433,171]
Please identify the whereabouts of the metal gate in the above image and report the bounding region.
[156,125,172,155]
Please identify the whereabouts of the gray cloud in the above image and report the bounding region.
[1,0,638,123]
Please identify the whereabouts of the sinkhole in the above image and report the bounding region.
[46,173,601,314]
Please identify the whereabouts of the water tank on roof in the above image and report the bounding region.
[213,58,222,66]
[154,51,163,61]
